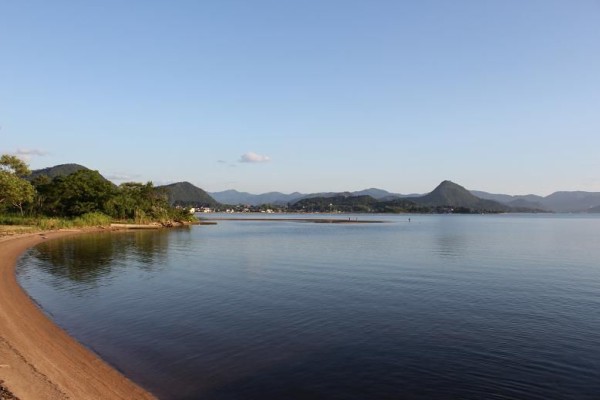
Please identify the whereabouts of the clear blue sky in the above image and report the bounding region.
[1,1,599,195]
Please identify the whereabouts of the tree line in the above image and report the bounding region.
[0,155,192,224]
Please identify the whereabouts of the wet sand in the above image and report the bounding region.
[0,230,156,400]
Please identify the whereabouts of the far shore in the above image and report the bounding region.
[200,217,387,223]
[0,228,156,400]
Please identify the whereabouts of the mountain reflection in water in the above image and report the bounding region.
[16,215,600,400]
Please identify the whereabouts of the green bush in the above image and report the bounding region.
[37,218,70,230]
[71,212,112,227]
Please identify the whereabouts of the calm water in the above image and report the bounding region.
[17,214,600,399]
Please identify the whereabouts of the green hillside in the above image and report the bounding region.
[158,181,219,207]
[407,181,510,212]
[290,181,513,213]
[29,163,89,180]
[291,195,426,213]
[292,195,379,213]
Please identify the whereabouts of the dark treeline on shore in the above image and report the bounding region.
[288,195,501,214]
[0,155,194,227]
[2,157,554,224]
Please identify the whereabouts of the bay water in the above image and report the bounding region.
[17,214,600,399]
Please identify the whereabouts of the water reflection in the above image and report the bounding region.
[30,229,177,284]
[433,218,469,260]
[16,216,600,399]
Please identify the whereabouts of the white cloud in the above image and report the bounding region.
[11,148,48,161]
[105,172,142,183]
[239,152,271,163]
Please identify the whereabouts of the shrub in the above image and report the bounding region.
[71,212,112,227]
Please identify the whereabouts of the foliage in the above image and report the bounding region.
[0,154,31,176]
[0,155,200,226]
[34,169,116,216]
[290,195,409,213]
[0,155,36,215]
[106,182,166,220]
[28,163,88,180]
[292,195,378,213]
[289,193,498,214]
[0,212,112,229]
[71,212,113,227]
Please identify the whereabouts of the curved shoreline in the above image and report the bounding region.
[0,230,156,400]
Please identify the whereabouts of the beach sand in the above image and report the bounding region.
[0,230,156,400]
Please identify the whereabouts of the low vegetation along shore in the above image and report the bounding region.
[0,154,198,234]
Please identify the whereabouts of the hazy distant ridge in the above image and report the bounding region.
[212,185,600,212]
[472,190,600,212]
[209,190,305,206]
[209,188,410,206]
[31,164,600,212]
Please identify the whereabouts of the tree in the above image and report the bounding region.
[0,154,31,176]
[45,170,116,216]
[0,155,36,215]
[105,182,169,221]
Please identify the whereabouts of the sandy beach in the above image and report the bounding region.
[0,230,156,400]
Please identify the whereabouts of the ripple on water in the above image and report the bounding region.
[16,214,600,399]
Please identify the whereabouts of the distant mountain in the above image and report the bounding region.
[209,187,409,206]
[407,181,510,212]
[290,195,422,213]
[507,198,546,210]
[30,163,89,180]
[289,181,519,213]
[350,188,403,199]
[587,205,600,213]
[209,190,305,206]
[472,189,600,212]
[471,190,544,205]
[292,194,379,213]
[28,165,600,213]
[542,191,600,213]
[158,182,219,207]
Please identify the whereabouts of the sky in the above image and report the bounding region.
[1,1,599,195]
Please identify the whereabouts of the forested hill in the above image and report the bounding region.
[290,181,521,213]
[158,182,219,207]
[290,195,426,213]
[29,163,89,180]
[29,164,218,208]
[405,180,510,212]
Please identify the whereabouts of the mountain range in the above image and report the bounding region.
[208,188,418,206]
[212,186,600,213]
[290,181,512,214]
[471,190,600,213]
[405,181,509,212]
[30,164,600,213]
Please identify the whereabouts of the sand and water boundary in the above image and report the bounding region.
[0,217,385,399]
[0,229,156,400]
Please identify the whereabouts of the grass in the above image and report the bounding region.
[0,212,113,230]
[0,209,196,233]
[0,224,40,237]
